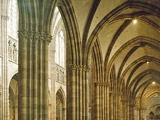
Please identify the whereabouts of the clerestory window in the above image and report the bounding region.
[55,30,65,67]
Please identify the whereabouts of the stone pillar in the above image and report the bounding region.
[67,64,76,120]
[67,64,89,120]
[1,15,9,120]
[115,93,120,120]
[129,104,135,120]
[62,106,66,120]
[48,33,56,120]
[109,91,113,120]
[85,66,89,120]
[139,107,145,120]
[94,82,100,120]
[126,100,129,120]
[18,31,51,120]
[106,86,110,120]
[104,84,109,120]
[121,98,128,120]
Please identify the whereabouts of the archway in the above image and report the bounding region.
[9,74,18,120]
[56,88,66,120]
[49,6,67,120]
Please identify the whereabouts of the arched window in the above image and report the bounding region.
[8,0,18,39]
[8,0,18,63]
[55,30,65,67]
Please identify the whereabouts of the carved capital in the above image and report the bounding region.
[28,32,34,40]
[81,65,90,72]
[69,64,79,70]
[69,64,91,72]
[18,31,28,39]
[18,31,52,43]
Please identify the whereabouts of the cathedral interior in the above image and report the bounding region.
[1,0,160,120]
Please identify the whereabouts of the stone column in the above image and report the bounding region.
[48,33,56,120]
[18,31,51,120]
[67,64,76,120]
[106,86,110,120]
[1,15,9,120]
[84,66,89,120]
[129,104,135,120]
[115,93,120,120]
[121,98,128,120]
[62,107,66,120]
[104,84,108,120]
[67,64,89,120]
[139,107,145,120]
[95,82,100,120]
[109,91,113,120]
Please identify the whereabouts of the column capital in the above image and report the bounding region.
[69,64,90,71]
[18,31,52,43]
[69,64,79,70]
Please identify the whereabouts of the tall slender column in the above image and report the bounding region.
[139,107,145,120]
[49,36,56,120]
[1,15,9,120]
[121,98,128,120]
[67,64,89,120]
[126,100,129,120]
[18,31,51,120]
[62,107,66,120]
[106,86,110,120]
[82,66,86,120]
[67,64,76,120]
[129,104,135,120]
[85,66,89,120]
[115,93,120,120]
[95,82,100,120]
[79,66,82,120]
[109,91,113,120]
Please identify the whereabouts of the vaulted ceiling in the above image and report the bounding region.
[66,0,160,102]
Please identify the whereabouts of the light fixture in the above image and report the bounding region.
[133,19,137,24]
[147,61,149,64]
[152,81,155,85]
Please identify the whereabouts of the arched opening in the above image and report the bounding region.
[56,88,66,120]
[49,6,66,120]
[149,112,154,119]
[9,74,18,120]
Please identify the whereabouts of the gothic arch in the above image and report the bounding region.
[9,73,18,120]
[56,87,66,120]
